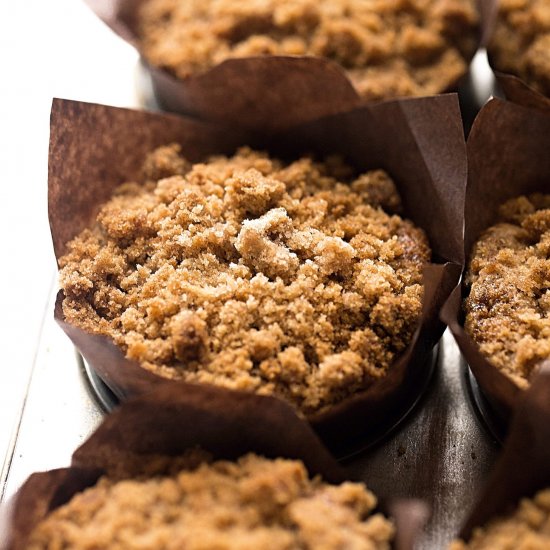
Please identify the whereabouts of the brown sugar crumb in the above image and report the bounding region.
[59,145,430,414]
[488,0,550,97]
[137,0,479,101]
[449,488,550,550]
[27,454,395,550]
[464,194,550,388]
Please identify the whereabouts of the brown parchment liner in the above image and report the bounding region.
[0,383,427,550]
[49,95,465,450]
[495,72,550,111]
[456,365,550,541]
[83,0,481,133]
[441,96,550,424]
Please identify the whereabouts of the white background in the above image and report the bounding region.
[0,0,140,480]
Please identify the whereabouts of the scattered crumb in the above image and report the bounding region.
[464,194,550,388]
[60,145,430,414]
[137,0,479,101]
[28,454,394,550]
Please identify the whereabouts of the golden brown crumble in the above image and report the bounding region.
[449,488,550,550]
[465,194,550,387]
[27,454,394,550]
[137,0,479,101]
[59,145,429,414]
[488,0,550,97]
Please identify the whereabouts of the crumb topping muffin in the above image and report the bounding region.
[137,0,479,101]
[449,488,550,550]
[27,454,394,550]
[488,0,550,97]
[465,194,550,387]
[59,145,430,414]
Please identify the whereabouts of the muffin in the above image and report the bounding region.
[137,0,480,101]
[464,193,550,388]
[450,488,550,550]
[488,0,550,97]
[58,144,430,415]
[26,453,394,550]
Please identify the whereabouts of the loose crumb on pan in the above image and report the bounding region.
[488,0,550,97]
[464,194,550,388]
[59,145,430,414]
[27,454,395,550]
[137,0,479,101]
[449,488,550,550]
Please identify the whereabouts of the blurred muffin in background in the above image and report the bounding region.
[137,0,480,100]
[488,0,550,97]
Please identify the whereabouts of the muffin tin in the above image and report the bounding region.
[2,0,549,541]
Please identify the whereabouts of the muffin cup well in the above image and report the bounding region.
[441,96,550,425]
[1,384,427,550]
[49,96,466,451]
[455,365,550,541]
[83,0,481,132]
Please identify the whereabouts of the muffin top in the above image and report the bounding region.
[59,145,430,414]
[27,453,394,550]
[488,0,550,97]
[449,488,550,550]
[464,194,550,387]
[137,0,479,100]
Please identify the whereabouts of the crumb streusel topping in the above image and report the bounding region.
[450,488,550,550]
[465,194,550,387]
[137,0,479,101]
[59,145,429,414]
[28,454,394,550]
[489,0,550,97]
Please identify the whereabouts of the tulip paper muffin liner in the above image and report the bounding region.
[49,95,466,451]
[495,72,550,112]
[83,0,481,133]
[0,383,428,550]
[455,365,550,542]
[441,96,550,426]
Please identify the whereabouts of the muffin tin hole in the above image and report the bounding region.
[462,362,507,445]
[78,352,118,413]
[78,344,439,460]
